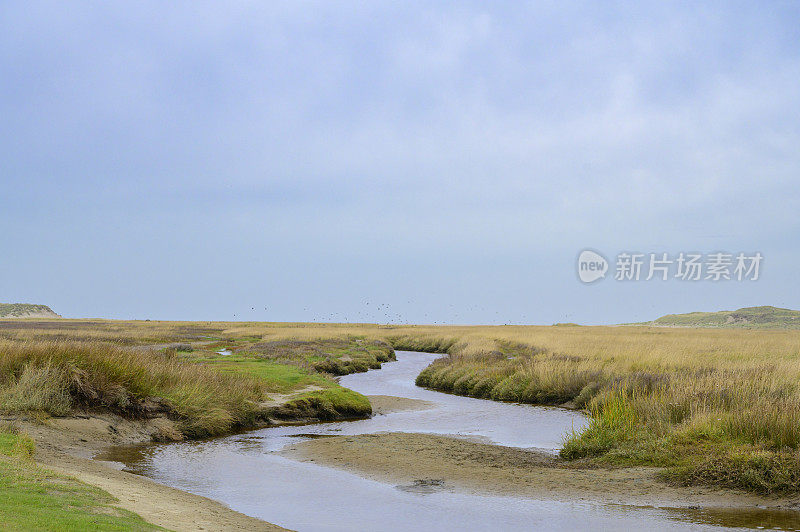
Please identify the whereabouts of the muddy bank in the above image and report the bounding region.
[6,413,288,531]
[282,432,800,510]
[264,394,371,425]
[6,413,184,458]
[366,395,436,415]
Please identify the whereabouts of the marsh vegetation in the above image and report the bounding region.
[2,318,800,497]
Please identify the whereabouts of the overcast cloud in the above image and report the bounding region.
[2,1,798,324]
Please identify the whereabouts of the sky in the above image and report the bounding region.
[1,1,799,324]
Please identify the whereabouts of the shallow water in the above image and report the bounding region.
[101,351,800,531]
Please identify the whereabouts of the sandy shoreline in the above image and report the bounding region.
[41,450,286,531]
[281,431,800,510]
[8,413,288,532]
[365,394,436,415]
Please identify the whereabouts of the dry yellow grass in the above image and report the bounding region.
[3,319,800,492]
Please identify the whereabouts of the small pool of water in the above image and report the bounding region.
[99,351,800,531]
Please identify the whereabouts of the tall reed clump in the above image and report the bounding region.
[561,386,640,459]
[0,341,267,438]
[1,362,73,416]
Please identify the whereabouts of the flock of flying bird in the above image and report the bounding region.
[229,301,536,326]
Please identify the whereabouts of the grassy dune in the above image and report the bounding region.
[640,305,800,329]
[0,304,61,319]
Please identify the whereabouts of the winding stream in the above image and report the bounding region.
[100,351,800,531]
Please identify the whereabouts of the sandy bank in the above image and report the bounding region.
[281,432,800,510]
[366,395,436,415]
[40,449,287,531]
[7,414,288,531]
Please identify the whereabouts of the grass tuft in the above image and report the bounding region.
[1,361,73,416]
[0,341,267,438]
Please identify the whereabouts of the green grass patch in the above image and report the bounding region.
[0,460,161,531]
[195,355,334,393]
[195,353,372,420]
[0,430,160,531]
[281,386,372,421]
[0,431,35,460]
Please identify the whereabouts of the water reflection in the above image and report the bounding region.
[664,506,800,531]
[98,351,800,532]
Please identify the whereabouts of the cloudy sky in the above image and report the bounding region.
[1,1,798,324]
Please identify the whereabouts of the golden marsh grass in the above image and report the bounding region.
[3,319,800,492]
